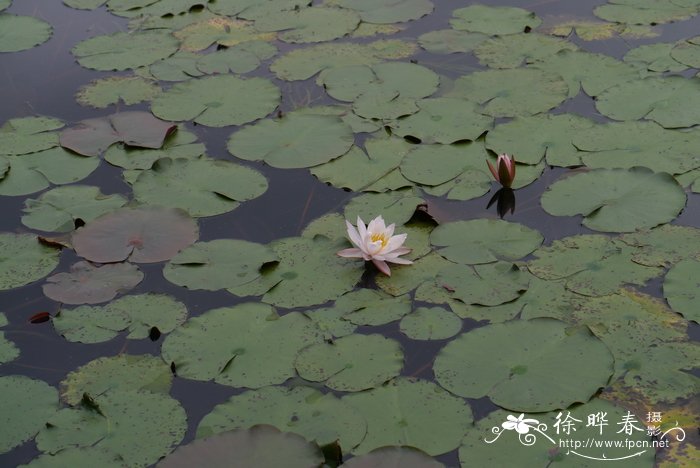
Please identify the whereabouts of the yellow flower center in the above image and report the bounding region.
[370,232,388,248]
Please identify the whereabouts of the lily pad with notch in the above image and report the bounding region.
[71,30,179,71]
[43,261,144,305]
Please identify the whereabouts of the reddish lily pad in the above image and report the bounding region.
[72,207,198,263]
[43,261,143,305]
[60,111,177,157]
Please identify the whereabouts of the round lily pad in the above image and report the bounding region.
[253,6,360,43]
[0,14,52,52]
[450,5,541,35]
[43,261,144,305]
[173,16,275,52]
[475,33,577,69]
[76,76,161,109]
[335,289,412,326]
[438,262,531,306]
[400,144,483,187]
[72,206,198,263]
[164,239,277,292]
[430,219,543,264]
[161,303,322,388]
[151,75,280,127]
[0,233,60,290]
[159,425,323,468]
[195,40,277,75]
[594,0,698,25]
[295,334,404,392]
[399,307,462,341]
[72,31,179,71]
[418,29,487,54]
[541,167,686,232]
[344,189,424,226]
[624,43,688,72]
[130,157,268,217]
[0,375,58,454]
[333,0,433,24]
[434,319,614,411]
[663,258,700,323]
[227,113,354,169]
[19,447,126,468]
[342,378,472,456]
[196,386,367,450]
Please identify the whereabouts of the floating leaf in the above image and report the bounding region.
[344,189,424,226]
[76,76,161,109]
[208,0,307,18]
[104,126,205,170]
[376,251,453,297]
[434,319,614,411]
[624,42,688,72]
[438,261,530,306]
[0,116,62,156]
[342,378,472,455]
[664,258,700,323]
[159,425,324,468]
[450,5,541,35]
[295,334,403,392]
[0,313,19,364]
[304,307,357,339]
[163,239,277,292]
[399,306,462,341]
[20,447,126,468]
[431,219,543,265]
[72,206,198,263]
[162,303,322,388]
[0,376,58,454]
[450,69,568,118]
[196,386,367,449]
[331,0,433,24]
[60,354,172,405]
[130,157,268,216]
[594,0,699,25]
[344,447,444,467]
[151,75,279,127]
[22,185,127,233]
[475,33,577,69]
[54,293,188,343]
[36,390,186,467]
[254,6,360,43]
[0,14,52,52]
[335,289,412,326]
[227,114,353,169]
[400,144,486,187]
[541,167,686,232]
[72,31,179,71]
[0,233,59,290]
[147,51,203,82]
[43,261,143,305]
[195,40,277,75]
[60,111,177,157]
[173,17,275,52]
[620,224,700,267]
[418,29,487,54]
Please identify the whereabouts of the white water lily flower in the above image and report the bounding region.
[337,215,412,276]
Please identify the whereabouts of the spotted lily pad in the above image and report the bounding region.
[76,76,161,109]
[130,157,268,217]
[0,14,52,52]
[151,75,280,127]
[72,206,198,263]
[620,225,700,267]
[438,261,530,306]
[450,5,541,35]
[254,6,360,43]
[0,233,60,290]
[43,261,144,305]
[161,303,323,388]
[54,293,188,343]
[227,114,354,169]
[541,167,686,232]
[434,319,614,411]
[173,17,275,52]
[344,189,424,226]
[399,307,462,341]
[475,33,577,69]
[196,386,367,450]
[331,0,433,24]
[663,258,700,323]
[0,313,19,364]
[72,31,179,71]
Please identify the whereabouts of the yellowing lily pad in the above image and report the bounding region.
[76,76,161,109]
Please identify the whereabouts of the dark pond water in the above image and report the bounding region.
[1,0,699,466]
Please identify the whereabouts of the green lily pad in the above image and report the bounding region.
[60,111,177,157]
[130,157,268,217]
[303,307,357,339]
[595,75,700,128]
[161,303,322,388]
[475,33,577,69]
[624,43,688,72]
[389,98,493,144]
[0,313,19,364]
[60,354,173,405]
[151,75,279,127]
[594,0,699,25]
[0,0,10,11]
[295,334,403,392]
[163,239,277,292]
[450,69,568,118]
[0,376,58,454]
[485,113,594,166]
[400,144,484,187]
[72,31,179,71]
[104,126,205,170]
[147,51,203,82]
[54,293,188,343]
[343,446,443,467]
[399,307,462,341]
[438,261,530,306]
[434,319,614,411]
[22,185,127,233]
[159,425,324,468]
[63,0,106,9]
[335,289,412,326]
[431,219,543,264]
[111,0,210,17]
[19,447,126,468]
[227,114,354,169]
[0,147,99,196]
[0,14,52,52]
[663,258,700,323]
[208,0,306,18]
[670,35,700,68]
[254,6,360,43]
[342,378,472,455]
[36,390,186,467]
[229,236,363,308]
[376,251,453,297]
[0,233,60,290]
[173,17,275,52]
[418,29,487,54]
[450,5,541,35]
[620,224,700,267]
[72,206,198,263]
[0,116,62,156]
[76,76,161,109]
[195,40,277,75]
[43,261,144,305]
[421,168,492,201]
[331,0,433,24]
[541,167,686,232]
[270,39,417,81]
[196,386,367,449]
[344,189,424,226]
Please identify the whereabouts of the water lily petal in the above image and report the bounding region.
[357,216,367,239]
[346,220,363,248]
[385,233,408,252]
[372,258,391,276]
[337,248,365,258]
